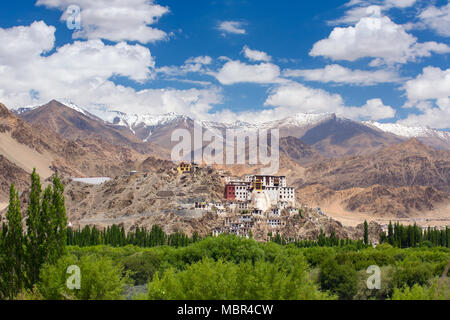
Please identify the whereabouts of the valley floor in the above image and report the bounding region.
[322,202,450,228]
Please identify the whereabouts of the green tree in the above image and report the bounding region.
[147,257,334,300]
[23,171,68,289]
[319,258,358,300]
[0,184,25,299]
[49,173,67,263]
[24,169,43,288]
[38,254,129,300]
[364,220,369,245]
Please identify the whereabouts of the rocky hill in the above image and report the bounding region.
[62,166,224,229]
[295,139,450,192]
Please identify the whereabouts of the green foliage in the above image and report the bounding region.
[0,170,68,299]
[147,257,334,300]
[393,257,434,288]
[0,184,25,299]
[364,220,369,245]
[67,224,197,248]
[123,251,161,285]
[59,237,449,301]
[354,266,394,300]
[38,254,129,300]
[380,222,449,248]
[24,172,68,288]
[319,258,359,300]
[391,278,449,300]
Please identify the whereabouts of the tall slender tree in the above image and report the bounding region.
[0,184,25,299]
[49,173,67,263]
[24,169,43,287]
[364,220,369,245]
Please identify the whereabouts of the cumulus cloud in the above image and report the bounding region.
[0,21,55,65]
[242,46,272,62]
[312,13,450,65]
[0,21,222,120]
[418,4,450,37]
[264,82,345,113]
[36,0,169,43]
[404,67,450,101]
[214,60,282,85]
[340,98,396,120]
[218,21,246,35]
[399,67,450,129]
[262,82,395,121]
[283,64,403,85]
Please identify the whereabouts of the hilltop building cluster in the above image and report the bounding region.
[216,175,298,237]
[176,163,300,238]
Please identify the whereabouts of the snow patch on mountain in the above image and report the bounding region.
[364,121,450,142]
[60,99,87,116]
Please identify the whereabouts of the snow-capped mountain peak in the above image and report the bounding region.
[59,99,88,116]
[364,121,450,142]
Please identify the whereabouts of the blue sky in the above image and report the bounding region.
[0,0,449,129]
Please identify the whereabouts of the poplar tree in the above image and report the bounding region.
[388,221,394,245]
[0,184,25,299]
[50,173,67,263]
[24,169,43,287]
[364,221,369,245]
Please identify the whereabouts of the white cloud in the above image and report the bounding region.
[331,0,417,25]
[157,56,213,76]
[0,22,222,120]
[384,0,417,9]
[312,13,450,65]
[330,5,383,25]
[0,21,55,66]
[283,64,402,85]
[36,0,169,43]
[218,21,246,35]
[404,67,450,101]
[418,4,450,37]
[242,46,272,62]
[398,98,450,129]
[214,60,282,85]
[340,98,396,120]
[263,82,395,121]
[399,67,450,129]
[264,82,345,113]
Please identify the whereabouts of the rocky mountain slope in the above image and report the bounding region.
[295,139,450,192]
[62,166,224,228]
[18,100,167,156]
[292,139,450,217]
[0,102,147,202]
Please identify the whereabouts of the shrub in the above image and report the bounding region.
[38,254,130,300]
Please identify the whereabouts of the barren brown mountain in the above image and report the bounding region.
[290,139,450,219]
[279,136,323,165]
[295,139,450,192]
[0,102,147,202]
[18,100,168,156]
[299,115,403,158]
